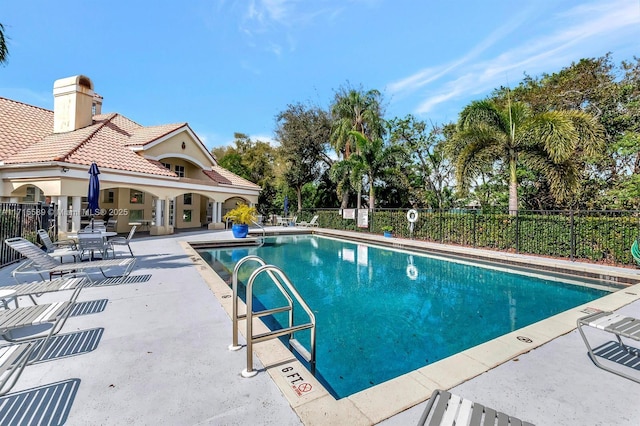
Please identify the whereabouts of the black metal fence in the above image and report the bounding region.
[0,202,57,268]
[293,208,640,266]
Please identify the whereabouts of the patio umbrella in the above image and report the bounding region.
[87,162,101,220]
[283,195,289,217]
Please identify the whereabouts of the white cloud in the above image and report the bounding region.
[395,0,640,116]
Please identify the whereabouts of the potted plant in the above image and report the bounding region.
[381,225,393,238]
[223,203,258,238]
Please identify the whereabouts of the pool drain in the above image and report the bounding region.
[517,336,533,343]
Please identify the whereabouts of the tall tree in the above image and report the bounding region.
[388,115,455,209]
[452,99,604,212]
[0,23,8,65]
[212,133,278,211]
[345,131,403,209]
[509,55,640,209]
[329,85,385,208]
[275,103,332,212]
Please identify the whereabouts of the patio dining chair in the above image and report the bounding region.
[77,229,109,261]
[106,219,118,232]
[107,225,136,258]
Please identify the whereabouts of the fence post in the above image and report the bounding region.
[570,210,575,261]
[472,212,477,248]
[515,209,520,253]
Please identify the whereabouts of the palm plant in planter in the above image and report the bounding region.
[223,203,257,238]
[381,225,393,238]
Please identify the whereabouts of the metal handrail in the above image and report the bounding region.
[229,256,292,351]
[251,219,266,242]
[242,264,316,378]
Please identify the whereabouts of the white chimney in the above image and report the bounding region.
[53,75,95,133]
[93,93,103,115]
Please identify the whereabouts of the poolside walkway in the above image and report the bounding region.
[1,228,639,425]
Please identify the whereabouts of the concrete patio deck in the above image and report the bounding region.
[1,228,639,425]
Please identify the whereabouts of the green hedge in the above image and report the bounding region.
[309,209,640,266]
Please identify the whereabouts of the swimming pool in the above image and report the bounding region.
[198,234,610,399]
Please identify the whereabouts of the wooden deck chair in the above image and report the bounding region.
[5,237,136,283]
[418,389,535,426]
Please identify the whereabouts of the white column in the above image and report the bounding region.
[71,196,82,232]
[58,196,69,233]
[155,198,162,226]
[216,202,223,222]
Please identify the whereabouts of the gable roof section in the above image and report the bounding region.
[125,123,188,147]
[3,112,176,176]
[0,96,260,190]
[0,97,53,162]
[205,166,260,189]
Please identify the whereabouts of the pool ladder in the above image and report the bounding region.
[229,255,316,378]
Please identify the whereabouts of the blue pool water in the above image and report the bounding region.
[198,235,609,398]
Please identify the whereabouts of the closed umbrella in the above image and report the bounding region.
[87,162,101,222]
[283,195,289,217]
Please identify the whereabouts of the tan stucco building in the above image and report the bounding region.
[0,75,260,236]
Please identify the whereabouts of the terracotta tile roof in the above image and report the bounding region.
[125,123,188,146]
[0,96,260,188]
[205,167,260,189]
[0,97,53,161]
[3,112,176,176]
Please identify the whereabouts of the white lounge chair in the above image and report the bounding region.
[0,280,86,395]
[577,311,640,383]
[5,237,136,282]
[418,389,535,426]
[36,229,79,261]
[297,215,319,227]
[1,276,87,307]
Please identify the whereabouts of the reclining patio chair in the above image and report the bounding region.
[4,237,136,283]
[36,229,79,262]
[1,276,87,307]
[577,311,640,383]
[0,278,87,396]
[0,341,38,396]
[418,389,535,426]
[297,215,319,227]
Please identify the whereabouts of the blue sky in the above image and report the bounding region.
[1,0,639,150]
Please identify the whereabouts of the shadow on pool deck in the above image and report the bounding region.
[1,228,639,425]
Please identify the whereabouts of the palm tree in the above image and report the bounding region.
[0,23,8,65]
[452,99,604,213]
[330,86,385,208]
[346,131,403,209]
